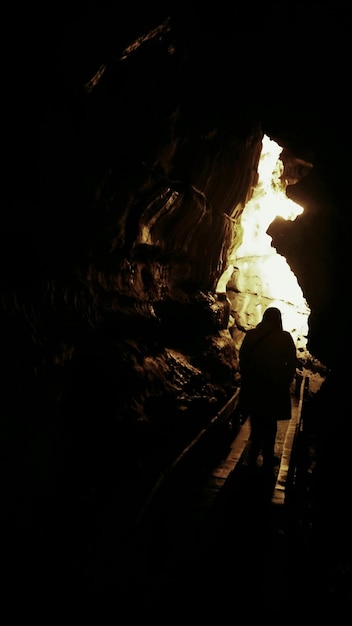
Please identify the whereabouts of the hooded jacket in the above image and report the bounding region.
[239,307,297,420]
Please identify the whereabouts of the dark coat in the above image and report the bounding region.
[239,308,297,420]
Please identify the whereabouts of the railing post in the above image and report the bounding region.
[295,371,303,398]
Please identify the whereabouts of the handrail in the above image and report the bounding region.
[133,387,241,526]
[133,374,308,526]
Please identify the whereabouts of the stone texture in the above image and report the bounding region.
[0,3,351,615]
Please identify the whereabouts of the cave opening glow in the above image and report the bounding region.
[217,134,311,358]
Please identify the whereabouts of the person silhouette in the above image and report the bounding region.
[238,307,297,470]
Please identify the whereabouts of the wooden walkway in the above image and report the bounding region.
[190,375,307,523]
[104,376,311,622]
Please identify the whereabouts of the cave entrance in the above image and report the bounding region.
[217,135,311,359]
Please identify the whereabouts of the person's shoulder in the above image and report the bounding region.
[282,330,296,347]
[241,327,255,340]
[273,329,294,345]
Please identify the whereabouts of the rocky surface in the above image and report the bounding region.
[0,2,351,616]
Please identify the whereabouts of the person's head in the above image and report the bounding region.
[261,306,283,330]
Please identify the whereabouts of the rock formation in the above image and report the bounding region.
[0,2,351,611]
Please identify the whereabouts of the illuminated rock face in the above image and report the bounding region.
[221,137,311,359]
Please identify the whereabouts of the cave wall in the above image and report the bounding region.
[1,1,351,567]
[0,5,268,527]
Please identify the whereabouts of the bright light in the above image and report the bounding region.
[217,134,310,351]
[236,135,303,259]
